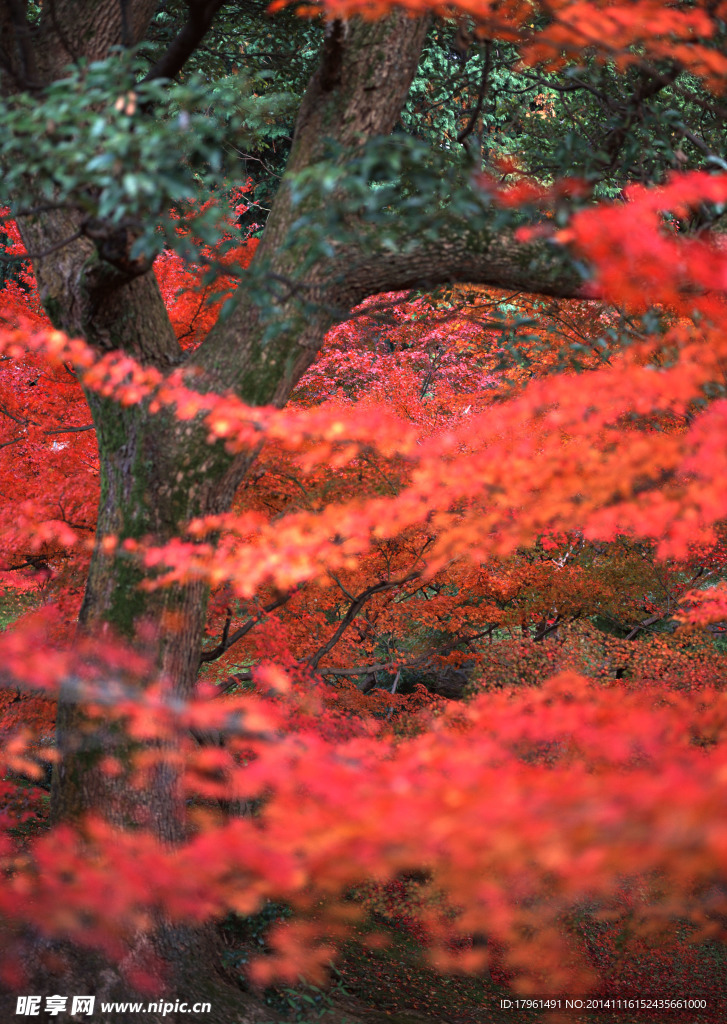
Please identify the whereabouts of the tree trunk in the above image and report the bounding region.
[28,10,436,834]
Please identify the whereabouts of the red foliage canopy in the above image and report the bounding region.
[2,0,727,1009]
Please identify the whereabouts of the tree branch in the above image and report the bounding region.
[199,592,292,664]
[317,626,497,684]
[624,612,667,641]
[307,572,422,672]
[328,231,587,312]
[601,63,681,166]
[458,40,492,145]
[44,424,95,435]
[142,0,228,83]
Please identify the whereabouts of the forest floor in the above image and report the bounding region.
[227,918,727,1024]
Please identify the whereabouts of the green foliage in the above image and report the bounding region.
[0,50,248,261]
[145,0,322,230]
[0,588,37,631]
[402,25,727,202]
[282,135,515,263]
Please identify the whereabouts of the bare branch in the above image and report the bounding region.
[0,230,83,264]
[142,0,228,83]
[624,612,668,641]
[199,592,293,664]
[44,424,95,435]
[0,435,24,450]
[307,572,422,671]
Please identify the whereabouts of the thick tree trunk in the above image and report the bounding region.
[6,9,438,1014]
[2,928,273,1024]
[35,10,438,832]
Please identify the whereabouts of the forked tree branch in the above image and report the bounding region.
[199,591,293,663]
[143,0,229,82]
[307,571,423,671]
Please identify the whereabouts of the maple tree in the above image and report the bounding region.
[3,2,727,1022]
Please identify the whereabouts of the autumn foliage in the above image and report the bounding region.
[3,0,727,1015]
